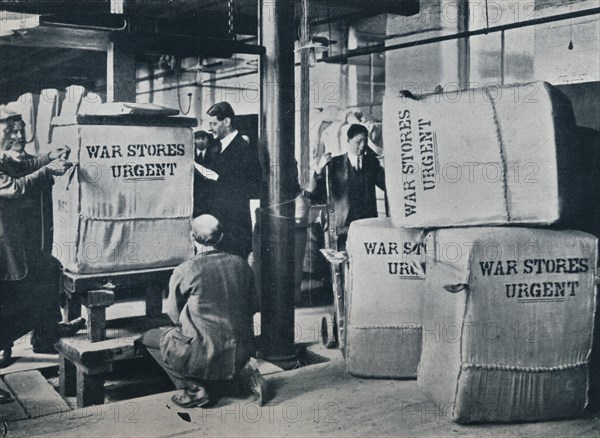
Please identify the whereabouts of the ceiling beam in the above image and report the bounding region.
[0,47,47,73]
[111,31,265,57]
[311,0,419,16]
[0,0,108,15]
[0,26,110,51]
[3,49,88,79]
[1,0,420,19]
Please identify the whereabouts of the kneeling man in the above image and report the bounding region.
[141,215,265,407]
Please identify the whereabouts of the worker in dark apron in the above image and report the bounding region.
[0,110,84,403]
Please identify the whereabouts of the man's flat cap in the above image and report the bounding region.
[0,107,22,122]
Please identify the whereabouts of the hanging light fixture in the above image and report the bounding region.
[296,36,333,68]
[190,58,207,84]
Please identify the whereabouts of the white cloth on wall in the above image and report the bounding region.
[35,89,61,154]
[59,85,86,118]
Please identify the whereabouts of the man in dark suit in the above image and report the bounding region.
[194,129,220,167]
[306,124,386,249]
[199,102,261,258]
[139,215,266,408]
[192,130,220,218]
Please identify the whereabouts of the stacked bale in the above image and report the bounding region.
[419,227,597,423]
[344,81,597,423]
[382,82,579,228]
[345,218,425,378]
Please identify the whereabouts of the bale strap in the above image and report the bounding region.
[485,88,512,222]
[353,325,421,330]
[79,215,192,221]
[461,361,588,373]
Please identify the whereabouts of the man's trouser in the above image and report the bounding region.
[138,328,202,390]
[0,257,61,349]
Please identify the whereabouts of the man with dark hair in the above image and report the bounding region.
[139,214,265,408]
[306,123,386,249]
[194,130,220,166]
[198,101,261,258]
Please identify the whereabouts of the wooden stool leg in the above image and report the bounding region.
[145,283,163,317]
[84,290,115,342]
[59,354,77,397]
[76,368,105,408]
[86,306,107,342]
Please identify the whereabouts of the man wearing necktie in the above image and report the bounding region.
[194,130,220,166]
[193,130,221,217]
[199,102,261,258]
[306,123,386,250]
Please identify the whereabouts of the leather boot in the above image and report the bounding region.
[171,385,211,408]
[238,357,267,406]
[57,317,87,338]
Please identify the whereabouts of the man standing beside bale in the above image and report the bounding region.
[0,109,85,383]
[306,123,386,249]
[196,102,261,258]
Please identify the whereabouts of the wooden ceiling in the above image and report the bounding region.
[0,0,419,36]
[0,0,420,103]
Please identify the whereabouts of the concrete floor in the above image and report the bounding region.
[2,299,600,437]
[5,359,600,437]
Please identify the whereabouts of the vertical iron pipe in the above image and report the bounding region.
[259,0,298,362]
[300,0,311,189]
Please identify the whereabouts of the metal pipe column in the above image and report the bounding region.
[258,0,297,363]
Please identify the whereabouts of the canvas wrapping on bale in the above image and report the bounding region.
[418,227,598,423]
[382,81,580,228]
[345,218,426,378]
[51,118,195,274]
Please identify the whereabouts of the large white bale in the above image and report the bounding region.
[418,227,598,423]
[51,114,196,274]
[382,82,579,227]
[345,218,426,378]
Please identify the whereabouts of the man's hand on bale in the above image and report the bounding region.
[46,159,73,176]
[48,146,71,160]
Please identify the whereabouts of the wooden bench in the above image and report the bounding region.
[55,315,172,407]
[61,267,174,342]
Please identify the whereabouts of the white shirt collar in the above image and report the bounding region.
[219,129,238,153]
[346,151,361,169]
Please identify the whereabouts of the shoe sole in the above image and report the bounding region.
[0,393,14,404]
[170,395,211,409]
